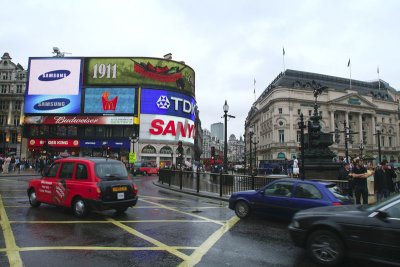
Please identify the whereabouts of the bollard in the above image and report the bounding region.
[196,169,200,193]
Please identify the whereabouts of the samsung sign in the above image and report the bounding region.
[140,88,196,121]
[24,58,83,114]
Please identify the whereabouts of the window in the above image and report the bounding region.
[279,130,284,143]
[14,100,21,110]
[297,109,301,115]
[16,85,22,93]
[85,127,95,137]
[13,117,19,126]
[47,163,60,177]
[319,111,323,117]
[389,136,392,147]
[278,108,282,114]
[160,146,172,154]
[385,202,400,219]
[67,126,77,137]
[264,181,293,197]
[0,101,8,110]
[382,118,385,123]
[57,126,67,137]
[297,131,301,142]
[308,110,312,116]
[96,126,105,137]
[1,85,6,93]
[0,115,5,126]
[59,163,74,179]
[142,145,156,154]
[294,183,322,199]
[75,164,88,180]
[382,136,385,147]
[389,118,392,124]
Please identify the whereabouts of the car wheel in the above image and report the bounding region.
[28,189,41,208]
[307,229,345,266]
[115,207,128,214]
[234,201,251,218]
[72,197,88,218]
[143,171,147,176]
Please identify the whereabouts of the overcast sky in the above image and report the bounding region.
[3,0,400,138]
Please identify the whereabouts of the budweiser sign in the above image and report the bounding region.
[24,116,134,125]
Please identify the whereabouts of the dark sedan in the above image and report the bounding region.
[229,179,352,220]
[289,194,400,266]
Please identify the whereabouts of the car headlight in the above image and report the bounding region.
[291,220,300,228]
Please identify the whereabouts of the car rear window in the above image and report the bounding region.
[95,162,129,180]
[326,184,351,201]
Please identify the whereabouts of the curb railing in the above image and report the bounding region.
[158,169,349,198]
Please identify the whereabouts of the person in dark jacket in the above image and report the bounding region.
[349,159,369,204]
[338,163,353,196]
[374,160,396,201]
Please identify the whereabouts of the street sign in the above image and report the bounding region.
[129,152,136,163]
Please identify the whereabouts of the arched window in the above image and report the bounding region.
[142,145,156,154]
[160,146,172,154]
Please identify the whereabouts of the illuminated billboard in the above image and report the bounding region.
[84,88,136,114]
[84,58,195,94]
[24,58,83,114]
[24,116,134,125]
[139,114,195,144]
[140,88,196,121]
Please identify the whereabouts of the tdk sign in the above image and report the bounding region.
[156,95,195,115]
[34,98,70,110]
[38,70,71,81]
[141,89,197,121]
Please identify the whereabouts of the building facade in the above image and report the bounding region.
[0,53,26,157]
[245,69,400,166]
[211,122,224,141]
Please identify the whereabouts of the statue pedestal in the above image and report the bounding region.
[303,161,342,180]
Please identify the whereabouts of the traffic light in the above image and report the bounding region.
[348,129,354,144]
[211,146,215,159]
[362,131,367,144]
[177,141,183,156]
[334,129,340,144]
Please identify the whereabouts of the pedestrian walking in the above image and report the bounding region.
[349,159,369,204]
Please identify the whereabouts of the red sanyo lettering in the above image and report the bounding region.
[149,119,195,138]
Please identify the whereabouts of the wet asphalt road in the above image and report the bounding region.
[0,173,389,267]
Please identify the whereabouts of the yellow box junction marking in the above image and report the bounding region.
[0,195,23,267]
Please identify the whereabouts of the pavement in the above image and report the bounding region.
[0,168,39,176]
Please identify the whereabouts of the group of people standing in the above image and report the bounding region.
[338,158,398,204]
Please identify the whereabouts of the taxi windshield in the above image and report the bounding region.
[95,162,129,180]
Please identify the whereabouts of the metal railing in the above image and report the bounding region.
[158,169,349,198]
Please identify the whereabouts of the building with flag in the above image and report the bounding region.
[245,69,400,166]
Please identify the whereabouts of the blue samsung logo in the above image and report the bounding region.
[38,70,71,81]
[34,98,70,110]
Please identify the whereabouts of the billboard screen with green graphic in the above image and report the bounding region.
[84,57,195,95]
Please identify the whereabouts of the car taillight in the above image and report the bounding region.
[332,202,342,206]
[133,183,138,195]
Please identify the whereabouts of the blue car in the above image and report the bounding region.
[228,179,352,220]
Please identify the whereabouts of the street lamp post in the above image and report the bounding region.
[298,113,306,180]
[222,100,235,173]
[252,136,259,173]
[376,125,382,163]
[249,128,254,175]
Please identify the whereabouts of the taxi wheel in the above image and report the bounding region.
[28,189,41,208]
[72,197,88,218]
[234,201,251,219]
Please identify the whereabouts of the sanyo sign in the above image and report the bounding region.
[139,114,195,144]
